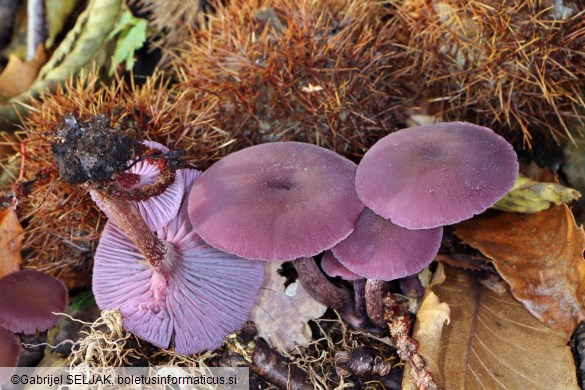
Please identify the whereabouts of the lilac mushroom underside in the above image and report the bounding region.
[0,270,68,334]
[356,122,519,229]
[92,169,265,354]
[188,142,365,320]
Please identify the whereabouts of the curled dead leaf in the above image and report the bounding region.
[455,205,585,335]
[493,174,580,213]
[0,207,23,277]
[0,45,47,98]
[251,262,327,352]
[402,291,450,389]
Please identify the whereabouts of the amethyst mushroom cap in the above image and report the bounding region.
[356,122,519,229]
[0,270,68,334]
[331,208,443,280]
[188,142,365,260]
[321,251,361,281]
[0,328,20,384]
[93,169,264,354]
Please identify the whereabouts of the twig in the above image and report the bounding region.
[27,0,47,60]
[251,339,312,390]
[383,295,437,390]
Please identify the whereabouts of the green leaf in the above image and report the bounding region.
[106,10,133,40]
[109,11,148,74]
[69,290,96,310]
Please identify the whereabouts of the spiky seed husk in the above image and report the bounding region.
[388,0,585,147]
[7,71,234,288]
[173,0,402,159]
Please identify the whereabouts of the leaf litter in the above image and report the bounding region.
[407,264,578,389]
[455,205,585,335]
[0,207,22,277]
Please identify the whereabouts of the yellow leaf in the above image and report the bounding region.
[402,291,450,389]
[493,174,580,213]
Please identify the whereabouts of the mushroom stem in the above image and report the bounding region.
[95,191,176,274]
[353,278,367,318]
[366,280,386,328]
[294,257,367,328]
[294,257,352,310]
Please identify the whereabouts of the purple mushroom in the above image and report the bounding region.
[356,122,519,229]
[0,327,20,384]
[331,208,443,281]
[321,251,361,281]
[92,169,264,354]
[188,142,365,325]
[0,270,68,334]
[324,208,442,326]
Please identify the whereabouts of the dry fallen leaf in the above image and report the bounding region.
[455,205,585,335]
[402,285,450,389]
[0,207,23,277]
[251,262,327,352]
[0,45,46,98]
[405,264,578,389]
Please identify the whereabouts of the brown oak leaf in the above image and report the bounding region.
[455,205,585,335]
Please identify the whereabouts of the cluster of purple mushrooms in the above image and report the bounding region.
[89,121,518,354]
[0,122,519,366]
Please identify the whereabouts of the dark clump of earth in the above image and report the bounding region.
[51,115,142,185]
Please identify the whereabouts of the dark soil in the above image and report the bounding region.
[51,115,142,185]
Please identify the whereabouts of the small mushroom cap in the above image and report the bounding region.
[0,270,68,334]
[332,208,443,280]
[356,122,519,229]
[0,328,20,384]
[188,142,365,260]
[91,140,184,230]
[321,251,361,281]
[93,169,265,354]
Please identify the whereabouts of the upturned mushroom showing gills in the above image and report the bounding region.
[356,122,519,229]
[0,270,67,334]
[188,142,365,321]
[93,169,264,354]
